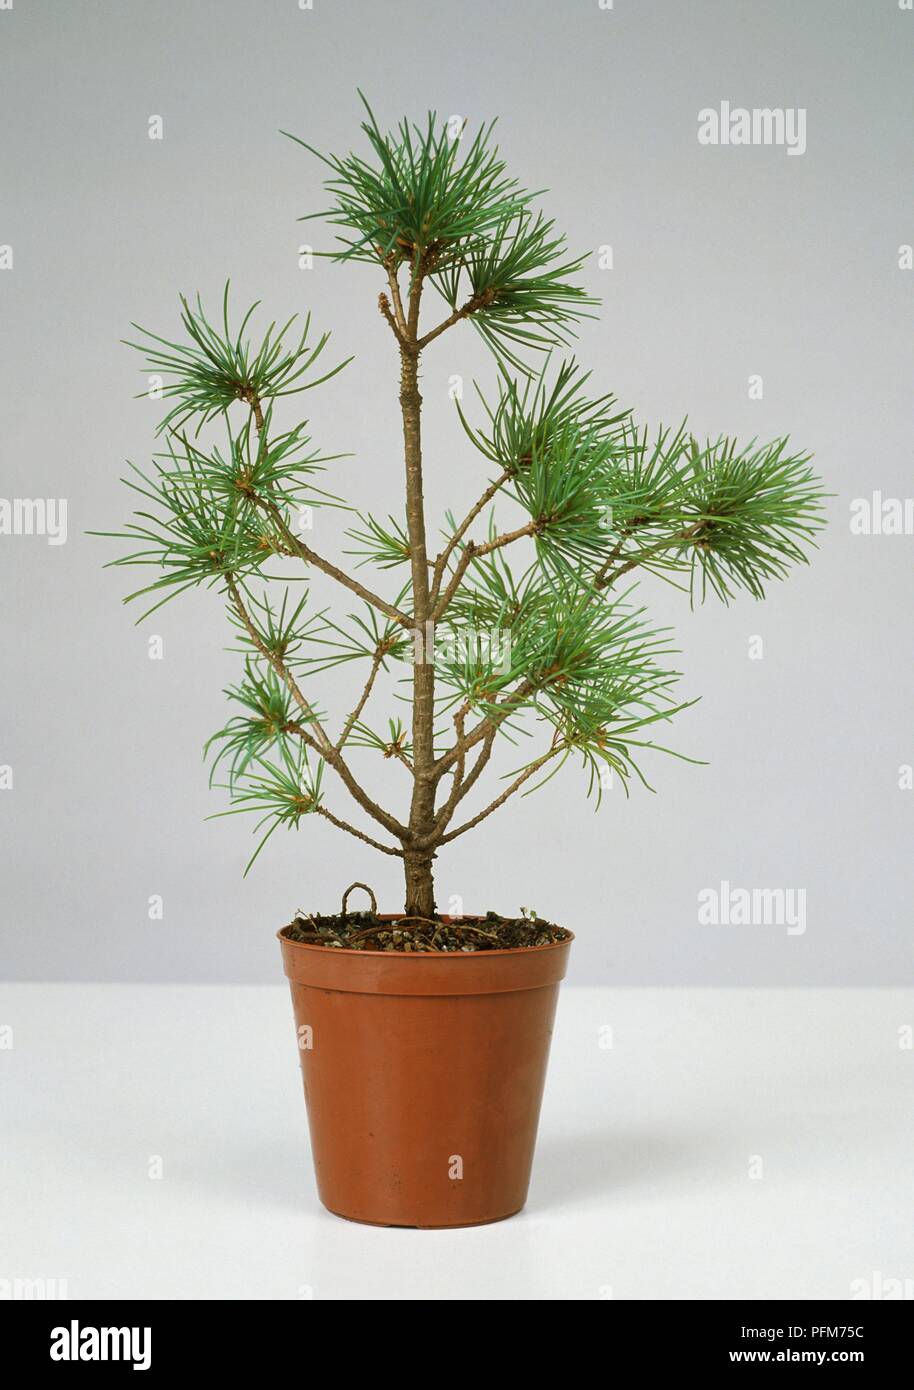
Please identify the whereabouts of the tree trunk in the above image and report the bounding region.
[398,272,440,918]
[404,848,436,919]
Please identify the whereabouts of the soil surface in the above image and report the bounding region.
[282,910,570,952]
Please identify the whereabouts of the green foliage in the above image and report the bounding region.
[286,94,530,269]
[454,359,825,603]
[168,408,342,512]
[345,511,411,569]
[126,284,350,434]
[678,435,824,602]
[101,97,826,876]
[433,214,596,368]
[94,442,278,621]
[287,96,594,367]
[206,660,304,787]
[92,412,339,620]
[347,717,412,763]
[210,742,324,875]
[97,287,349,621]
[458,358,629,469]
[436,555,693,791]
[590,427,825,604]
[457,361,666,580]
[226,587,323,669]
[292,601,412,679]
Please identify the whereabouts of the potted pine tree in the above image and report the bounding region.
[101,99,825,1227]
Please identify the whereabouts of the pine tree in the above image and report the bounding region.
[98,97,825,921]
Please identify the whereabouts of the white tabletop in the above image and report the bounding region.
[1,984,910,1300]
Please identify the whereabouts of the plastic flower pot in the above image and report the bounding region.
[278,917,573,1228]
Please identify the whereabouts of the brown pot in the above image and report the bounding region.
[278,917,573,1228]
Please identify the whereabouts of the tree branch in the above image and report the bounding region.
[385,257,409,337]
[245,390,413,629]
[428,705,468,833]
[434,745,563,847]
[417,287,497,351]
[593,523,703,591]
[336,647,386,752]
[315,804,404,856]
[254,493,413,629]
[430,468,511,604]
[434,677,537,779]
[225,573,330,752]
[226,575,408,836]
[446,723,496,811]
[285,719,410,840]
[428,712,499,841]
[431,518,539,622]
[378,292,408,350]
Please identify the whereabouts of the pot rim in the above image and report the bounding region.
[276,920,574,960]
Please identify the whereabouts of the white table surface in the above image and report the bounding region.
[1,984,911,1301]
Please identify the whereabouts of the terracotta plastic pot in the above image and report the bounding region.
[278,917,573,1228]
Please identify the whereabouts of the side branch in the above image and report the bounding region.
[434,677,537,779]
[433,745,563,848]
[428,704,469,833]
[431,519,539,622]
[284,719,410,840]
[226,573,330,751]
[430,468,510,605]
[428,712,495,839]
[384,258,409,337]
[336,647,386,752]
[246,390,412,629]
[227,574,410,840]
[417,287,497,352]
[255,494,413,629]
[593,523,703,591]
[316,805,404,857]
[378,292,409,350]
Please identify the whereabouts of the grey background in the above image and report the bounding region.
[0,0,911,985]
